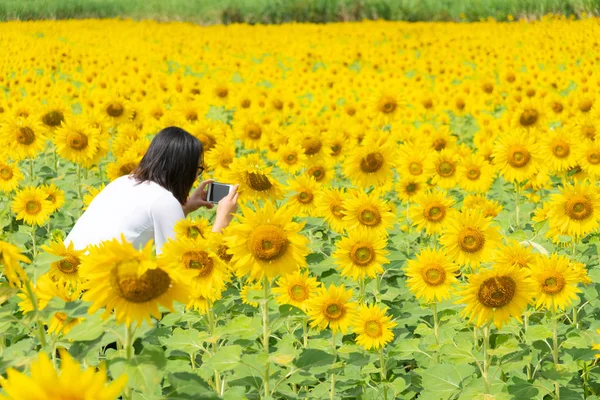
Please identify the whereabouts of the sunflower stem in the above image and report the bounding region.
[207,304,222,395]
[262,276,271,399]
[432,302,440,359]
[29,157,34,183]
[359,277,365,303]
[24,278,46,349]
[53,149,58,174]
[124,324,134,400]
[379,347,388,400]
[482,324,491,394]
[330,331,337,400]
[552,308,559,367]
[523,311,531,380]
[302,318,308,348]
[77,163,82,201]
[31,224,37,258]
[514,182,521,230]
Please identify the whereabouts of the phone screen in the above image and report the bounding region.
[208,183,231,203]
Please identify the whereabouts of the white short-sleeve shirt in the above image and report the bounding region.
[65,175,184,254]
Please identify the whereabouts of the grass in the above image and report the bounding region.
[1,0,600,24]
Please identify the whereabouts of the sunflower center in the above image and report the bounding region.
[551,140,570,158]
[541,272,566,294]
[303,138,322,156]
[519,108,539,127]
[0,166,13,180]
[437,160,455,177]
[433,139,446,151]
[409,162,423,175]
[422,265,446,286]
[360,152,384,173]
[330,204,345,219]
[405,182,418,193]
[240,98,251,108]
[42,110,65,127]
[58,255,80,274]
[564,195,593,220]
[457,227,485,253]
[477,276,516,308]
[185,110,198,122]
[580,100,593,112]
[25,200,42,215]
[364,320,383,338]
[331,144,342,156]
[350,243,375,266]
[552,102,564,113]
[183,251,214,277]
[582,125,596,140]
[119,162,137,176]
[106,102,124,117]
[285,153,298,164]
[217,244,233,263]
[455,98,466,110]
[245,172,273,191]
[424,204,446,222]
[378,96,397,114]
[245,123,262,140]
[308,166,325,181]
[297,191,314,204]
[289,284,309,302]
[216,86,228,98]
[17,127,35,145]
[507,146,531,168]
[110,265,171,303]
[324,302,344,320]
[587,150,600,165]
[187,226,204,239]
[249,225,289,261]
[67,131,89,150]
[358,206,381,227]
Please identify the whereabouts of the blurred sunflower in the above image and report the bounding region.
[42,240,86,285]
[540,128,576,173]
[547,180,600,238]
[315,187,347,233]
[54,118,101,167]
[0,162,24,193]
[174,217,211,240]
[1,117,47,161]
[492,241,535,270]
[41,183,65,213]
[456,153,495,193]
[285,174,319,217]
[492,131,542,183]
[277,141,307,175]
[343,141,396,188]
[0,240,31,288]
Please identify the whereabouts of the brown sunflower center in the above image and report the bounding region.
[422,265,446,286]
[378,96,397,114]
[519,108,539,127]
[409,161,423,175]
[308,166,325,181]
[182,251,214,277]
[477,276,516,308]
[220,156,233,168]
[457,227,485,253]
[437,160,455,177]
[42,110,65,127]
[289,284,309,302]
[110,265,171,303]
[350,243,375,266]
[541,272,566,294]
[360,152,384,173]
[25,200,42,215]
[106,102,124,118]
[507,146,531,168]
[303,138,322,156]
[587,150,600,165]
[67,131,89,150]
[217,244,233,263]
[580,99,593,113]
[551,101,564,113]
[433,139,446,151]
[0,166,13,181]
[17,127,35,145]
[57,255,80,274]
[467,166,481,180]
[249,225,288,261]
[551,140,570,158]
[358,206,381,227]
[405,182,418,194]
[564,195,593,221]
[245,172,273,191]
[582,125,596,140]
[285,153,298,165]
[364,320,383,338]
[216,86,228,98]
[324,302,345,320]
[297,191,314,204]
[330,143,342,156]
[330,204,345,219]
[245,123,262,140]
[424,204,446,222]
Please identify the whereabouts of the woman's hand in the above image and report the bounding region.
[212,184,239,233]
[182,179,214,216]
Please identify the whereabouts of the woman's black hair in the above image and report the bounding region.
[133,126,202,205]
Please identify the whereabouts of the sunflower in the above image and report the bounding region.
[160,235,229,300]
[83,183,105,210]
[306,284,358,333]
[0,350,127,400]
[425,149,460,189]
[462,194,503,219]
[272,270,321,311]
[1,117,47,161]
[233,111,268,150]
[409,190,456,234]
[315,187,347,233]
[41,183,65,213]
[39,100,68,132]
[456,153,495,194]
[333,230,389,281]
[511,98,546,130]
[79,235,190,327]
[352,304,397,350]
[11,186,53,226]
[457,265,535,329]
[0,240,31,288]
[101,96,129,125]
[492,132,542,183]
[0,162,23,193]
[240,280,262,308]
[530,254,581,311]
[492,241,535,270]
[225,202,309,282]
[540,128,576,173]
[227,153,283,202]
[396,144,431,181]
[395,177,425,203]
[186,285,221,314]
[575,141,600,178]
[106,153,142,182]
[205,138,236,181]
[343,191,396,237]
[440,210,502,268]
[547,180,600,238]
[285,174,319,217]
[277,141,308,175]
[54,118,101,167]
[41,240,86,285]
[406,248,460,303]
[174,217,211,240]
[343,141,396,188]
[304,158,335,184]
[370,88,402,126]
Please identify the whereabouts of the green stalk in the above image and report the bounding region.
[552,306,560,399]
[524,310,531,380]
[31,224,37,258]
[77,163,82,200]
[262,276,271,399]
[302,318,308,348]
[24,278,46,348]
[359,277,365,303]
[29,157,34,183]
[330,331,337,400]
[124,324,135,400]
[432,302,439,346]
[514,182,521,230]
[482,324,491,394]
[207,304,221,395]
[379,347,388,400]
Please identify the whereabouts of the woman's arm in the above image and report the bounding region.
[212,185,239,233]
[182,179,214,216]
[151,194,185,254]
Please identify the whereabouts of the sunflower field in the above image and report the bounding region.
[2,15,600,400]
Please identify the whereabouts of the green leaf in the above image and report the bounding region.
[525,324,552,342]
[418,363,476,398]
[167,372,218,399]
[203,345,242,373]
[64,313,106,342]
[507,377,540,399]
[294,349,335,371]
[159,328,210,355]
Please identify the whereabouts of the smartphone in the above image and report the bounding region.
[206,182,234,204]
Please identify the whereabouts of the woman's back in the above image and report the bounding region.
[65,175,183,253]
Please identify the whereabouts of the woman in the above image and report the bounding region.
[65,126,238,254]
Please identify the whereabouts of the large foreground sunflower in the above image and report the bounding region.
[306,284,358,333]
[333,230,389,281]
[492,131,542,183]
[0,350,127,400]
[406,248,460,303]
[79,236,189,327]
[225,202,309,281]
[530,254,581,311]
[457,265,535,329]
